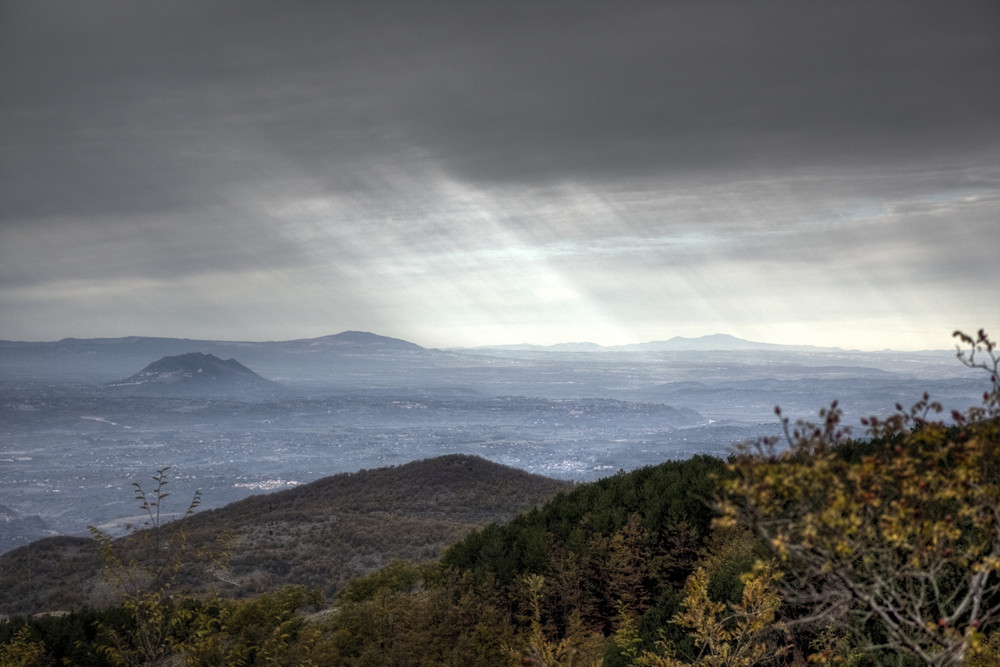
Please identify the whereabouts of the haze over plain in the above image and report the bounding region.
[1,1,998,349]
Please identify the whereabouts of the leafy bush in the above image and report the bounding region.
[718,330,1000,665]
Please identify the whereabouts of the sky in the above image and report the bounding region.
[1,1,998,350]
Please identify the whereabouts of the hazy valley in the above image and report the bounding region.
[0,331,984,555]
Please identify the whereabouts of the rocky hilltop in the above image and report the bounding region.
[106,352,281,397]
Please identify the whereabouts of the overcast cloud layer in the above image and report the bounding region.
[1,1,998,349]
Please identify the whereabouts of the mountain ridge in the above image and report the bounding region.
[0,331,957,386]
[0,331,437,384]
[0,454,572,616]
[466,333,851,353]
[0,330,953,352]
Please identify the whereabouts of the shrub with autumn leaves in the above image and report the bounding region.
[719,330,1000,665]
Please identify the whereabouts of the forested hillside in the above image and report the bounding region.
[1,331,997,666]
[0,454,571,616]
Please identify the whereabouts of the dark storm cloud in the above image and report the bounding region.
[3,0,998,220]
[386,2,1000,183]
[1,0,998,347]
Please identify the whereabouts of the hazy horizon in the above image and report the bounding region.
[2,2,997,351]
[0,328,974,353]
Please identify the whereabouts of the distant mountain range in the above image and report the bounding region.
[469,333,843,353]
[615,333,834,352]
[285,330,425,351]
[0,331,433,384]
[0,330,955,387]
